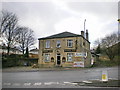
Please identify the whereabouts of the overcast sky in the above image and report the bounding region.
[1,0,119,49]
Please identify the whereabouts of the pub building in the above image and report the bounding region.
[38,30,91,67]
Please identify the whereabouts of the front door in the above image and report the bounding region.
[57,54,61,65]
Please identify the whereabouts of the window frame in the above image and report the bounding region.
[56,40,61,48]
[67,40,73,48]
[45,40,50,48]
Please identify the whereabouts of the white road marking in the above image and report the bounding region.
[63,82,71,84]
[70,83,78,85]
[12,83,21,86]
[3,83,11,86]
[44,82,52,85]
[24,83,31,86]
[82,81,92,83]
[63,82,78,85]
[33,82,42,86]
[89,79,100,81]
[108,78,118,80]
[44,82,59,85]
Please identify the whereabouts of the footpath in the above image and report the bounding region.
[2,66,88,72]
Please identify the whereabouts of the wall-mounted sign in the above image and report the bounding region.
[73,61,84,67]
[64,49,76,52]
[43,50,53,53]
[75,52,87,57]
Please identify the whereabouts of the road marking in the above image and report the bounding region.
[24,83,31,86]
[3,83,11,86]
[63,82,71,84]
[108,78,118,80]
[33,82,42,86]
[44,82,52,85]
[50,82,59,84]
[83,81,92,83]
[63,82,78,85]
[12,83,21,86]
[70,83,78,85]
[89,79,100,81]
[44,82,59,85]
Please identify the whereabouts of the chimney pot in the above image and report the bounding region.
[81,31,84,37]
[86,29,89,40]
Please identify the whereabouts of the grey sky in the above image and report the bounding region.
[1,0,119,48]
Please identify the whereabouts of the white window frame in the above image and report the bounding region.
[56,40,61,48]
[67,40,73,48]
[67,53,73,62]
[45,40,50,48]
[44,53,50,62]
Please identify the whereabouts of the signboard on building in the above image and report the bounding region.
[75,52,87,57]
[73,61,84,67]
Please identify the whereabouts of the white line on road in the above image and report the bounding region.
[82,81,92,84]
[44,82,59,85]
[63,82,78,85]
[108,78,118,80]
[3,83,11,86]
[24,83,31,86]
[12,83,21,86]
[70,83,78,85]
[63,82,71,84]
[33,82,42,86]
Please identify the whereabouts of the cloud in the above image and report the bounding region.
[1,1,118,48]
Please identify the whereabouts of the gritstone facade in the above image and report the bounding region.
[38,30,91,67]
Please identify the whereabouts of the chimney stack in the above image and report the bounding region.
[86,29,89,40]
[81,31,84,37]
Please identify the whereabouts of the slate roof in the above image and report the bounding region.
[38,31,81,40]
[38,31,90,43]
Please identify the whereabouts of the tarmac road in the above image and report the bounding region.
[2,66,119,88]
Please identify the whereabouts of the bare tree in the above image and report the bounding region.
[17,27,35,55]
[0,11,14,36]
[101,33,118,61]
[0,11,19,55]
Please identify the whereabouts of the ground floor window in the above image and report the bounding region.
[44,53,50,62]
[67,53,73,62]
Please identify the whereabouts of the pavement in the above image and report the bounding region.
[2,66,88,72]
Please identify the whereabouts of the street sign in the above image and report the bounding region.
[102,70,108,82]
[75,52,87,57]
[73,61,84,67]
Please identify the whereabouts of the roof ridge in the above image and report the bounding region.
[38,31,81,40]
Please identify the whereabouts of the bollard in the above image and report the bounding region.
[102,70,108,82]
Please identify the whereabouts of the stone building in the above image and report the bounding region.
[38,31,91,67]
[29,48,39,58]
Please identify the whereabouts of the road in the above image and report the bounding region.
[2,67,119,88]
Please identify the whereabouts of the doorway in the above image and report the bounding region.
[57,53,61,65]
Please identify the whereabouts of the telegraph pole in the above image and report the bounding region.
[83,19,86,67]
[84,19,86,38]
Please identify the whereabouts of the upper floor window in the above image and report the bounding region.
[45,40,50,48]
[56,40,61,48]
[83,42,85,47]
[67,40,73,48]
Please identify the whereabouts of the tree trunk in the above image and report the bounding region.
[7,44,10,55]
